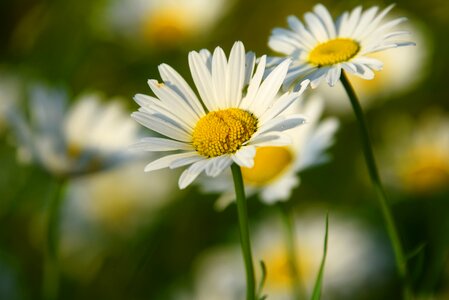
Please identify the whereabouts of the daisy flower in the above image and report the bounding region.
[105,0,231,47]
[181,211,385,300]
[316,19,430,113]
[131,41,309,189]
[268,3,415,89]
[9,85,139,178]
[379,110,449,195]
[198,95,339,207]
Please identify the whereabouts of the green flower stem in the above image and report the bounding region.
[340,71,410,299]
[231,163,256,300]
[43,178,66,300]
[277,202,307,300]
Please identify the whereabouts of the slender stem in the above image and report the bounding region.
[43,178,66,300]
[340,71,410,299]
[231,164,256,300]
[277,202,306,300]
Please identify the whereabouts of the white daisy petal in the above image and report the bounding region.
[170,153,205,169]
[244,52,256,87]
[199,49,212,69]
[232,146,256,168]
[130,137,193,152]
[258,93,299,125]
[251,58,291,116]
[326,66,342,87]
[269,28,307,54]
[179,159,209,189]
[286,15,317,49]
[205,156,233,177]
[351,57,383,71]
[144,152,199,172]
[131,112,191,142]
[307,67,329,88]
[360,4,395,38]
[259,82,308,124]
[240,55,267,110]
[304,12,329,42]
[354,64,375,79]
[227,41,246,107]
[158,63,206,117]
[211,46,228,108]
[255,114,306,137]
[297,118,339,171]
[188,51,218,111]
[352,6,379,38]
[283,64,313,90]
[248,132,291,147]
[345,6,363,37]
[313,4,337,38]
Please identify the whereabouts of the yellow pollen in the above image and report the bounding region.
[308,38,360,67]
[242,146,293,186]
[192,108,258,158]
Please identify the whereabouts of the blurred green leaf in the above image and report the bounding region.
[257,260,267,300]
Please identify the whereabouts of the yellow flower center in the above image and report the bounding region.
[141,8,195,46]
[192,108,258,158]
[242,146,294,186]
[308,38,360,67]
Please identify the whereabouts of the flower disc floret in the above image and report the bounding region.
[308,38,360,67]
[192,108,258,158]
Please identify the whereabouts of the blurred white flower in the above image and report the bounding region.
[57,159,179,281]
[198,95,339,207]
[316,18,431,114]
[9,85,139,177]
[105,0,232,47]
[185,211,385,300]
[379,110,449,195]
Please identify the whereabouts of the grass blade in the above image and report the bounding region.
[311,213,329,300]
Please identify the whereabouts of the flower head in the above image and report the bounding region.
[379,110,449,195]
[268,4,415,89]
[131,41,309,189]
[198,95,339,207]
[316,19,430,113]
[9,86,139,177]
[106,0,231,48]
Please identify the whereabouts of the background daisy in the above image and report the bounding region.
[8,85,139,178]
[268,3,415,89]
[132,41,309,189]
[103,0,232,48]
[378,110,449,195]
